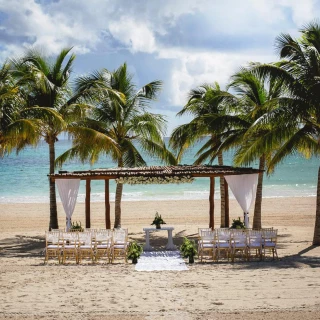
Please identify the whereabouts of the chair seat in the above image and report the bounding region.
[97,244,111,249]
[232,243,246,248]
[201,243,214,248]
[263,241,276,247]
[79,245,94,249]
[63,245,77,249]
[249,241,262,247]
[47,245,60,249]
[216,242,230,248]
[113,244,126,249]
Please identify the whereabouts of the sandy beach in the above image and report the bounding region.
[1,196,320,319]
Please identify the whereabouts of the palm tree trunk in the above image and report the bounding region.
[312,166,320,245]
[49,139,58,230]
[114,183,123,228]
[253,154,265,229]
[218,151,226,227]
[114,158,124,228]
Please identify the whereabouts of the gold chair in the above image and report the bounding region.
[230,230,247,262]
[44,231,62,264]
[262,229,278,260]
[61,232,79,264]
[215,229,231,262]
[198,230,215,262]
[78,232,95,263]
[247,230,262,261]
[95,230,113,263]
[112,229,128,263]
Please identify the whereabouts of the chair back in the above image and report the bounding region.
[78,232,92,246]
[45,231,60,245]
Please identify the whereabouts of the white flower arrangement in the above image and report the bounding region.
[115,175,194,185]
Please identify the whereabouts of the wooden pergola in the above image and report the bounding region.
[50,165,263,229]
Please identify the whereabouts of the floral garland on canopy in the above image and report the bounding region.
[115,175,194,185]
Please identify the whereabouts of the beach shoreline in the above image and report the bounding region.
[1,196,320,319]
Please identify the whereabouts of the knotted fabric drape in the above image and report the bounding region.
[225,174,259,227]
[56,179,80,231]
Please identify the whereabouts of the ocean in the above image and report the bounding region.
[0,138,318,203]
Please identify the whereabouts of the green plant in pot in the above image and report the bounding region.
[180,237,197,264]
[127,241,143,264]
[230,217,245,229]
[151,212,166,229]
[69,221,84,232]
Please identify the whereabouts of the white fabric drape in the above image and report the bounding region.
[225,174,259,228]
[56,179,80,231]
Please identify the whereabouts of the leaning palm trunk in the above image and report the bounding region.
[114,158,124,228]
[218,151,228,227]
[253,154,265,229]
[49,139,58,230]
[313,167,320,245]
[114,183,123,228]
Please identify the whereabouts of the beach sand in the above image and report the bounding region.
[1,197,320,319]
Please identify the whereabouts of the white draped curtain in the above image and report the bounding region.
[225,174,259,228]
[56,179,80,231]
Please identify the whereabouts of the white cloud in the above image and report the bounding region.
[109,18,156,53]
[1,0,320,132]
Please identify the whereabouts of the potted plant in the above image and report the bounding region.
[127,241,143,264]
[230,217,245,229]
[69,221,84,232]
[180,237,197,264]
[151,212,166,229]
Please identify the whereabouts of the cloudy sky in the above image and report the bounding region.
[0,0,319,134]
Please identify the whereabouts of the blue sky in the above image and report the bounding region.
[0,0,319,134]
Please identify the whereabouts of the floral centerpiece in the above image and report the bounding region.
[69,221,84,232]
[151,212,166,229]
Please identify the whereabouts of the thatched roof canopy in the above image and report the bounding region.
[50,165,263,181]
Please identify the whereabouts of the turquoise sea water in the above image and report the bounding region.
[0,139,318,203]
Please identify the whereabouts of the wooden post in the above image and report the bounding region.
[224,178,229,227]
[85,179,91,228]
[209,177,215,229]
[105,179,111,229]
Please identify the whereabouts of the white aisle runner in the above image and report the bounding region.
[135,251,188,271]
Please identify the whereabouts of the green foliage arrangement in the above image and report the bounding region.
[180,237,197,263]
[69,221,84,232]
[151,212,166,229]
[230,217,245,229]
[127,241,143,264]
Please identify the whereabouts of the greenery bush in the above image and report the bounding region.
[180,237,197,263]
[127,241,143,264]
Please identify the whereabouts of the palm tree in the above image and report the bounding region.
[169,83,237,227]
[248,21,320,244]
[56,63,176,228]
[0,61,26,156]
[8,48,119,230]
[227,68,283,229]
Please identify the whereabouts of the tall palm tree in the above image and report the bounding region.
[248,21,320,244]
[9,48,119,230]
[56,63,176,228]
[169,83,237,227]
[227,68,283,229]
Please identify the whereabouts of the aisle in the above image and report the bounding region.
[135,251,188,271]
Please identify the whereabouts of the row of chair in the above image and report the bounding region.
[198,228,278,262]
[44,229,128,264]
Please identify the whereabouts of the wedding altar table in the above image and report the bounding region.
[143,227,177,251]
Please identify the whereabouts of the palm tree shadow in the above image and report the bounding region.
[0,235,45,259]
